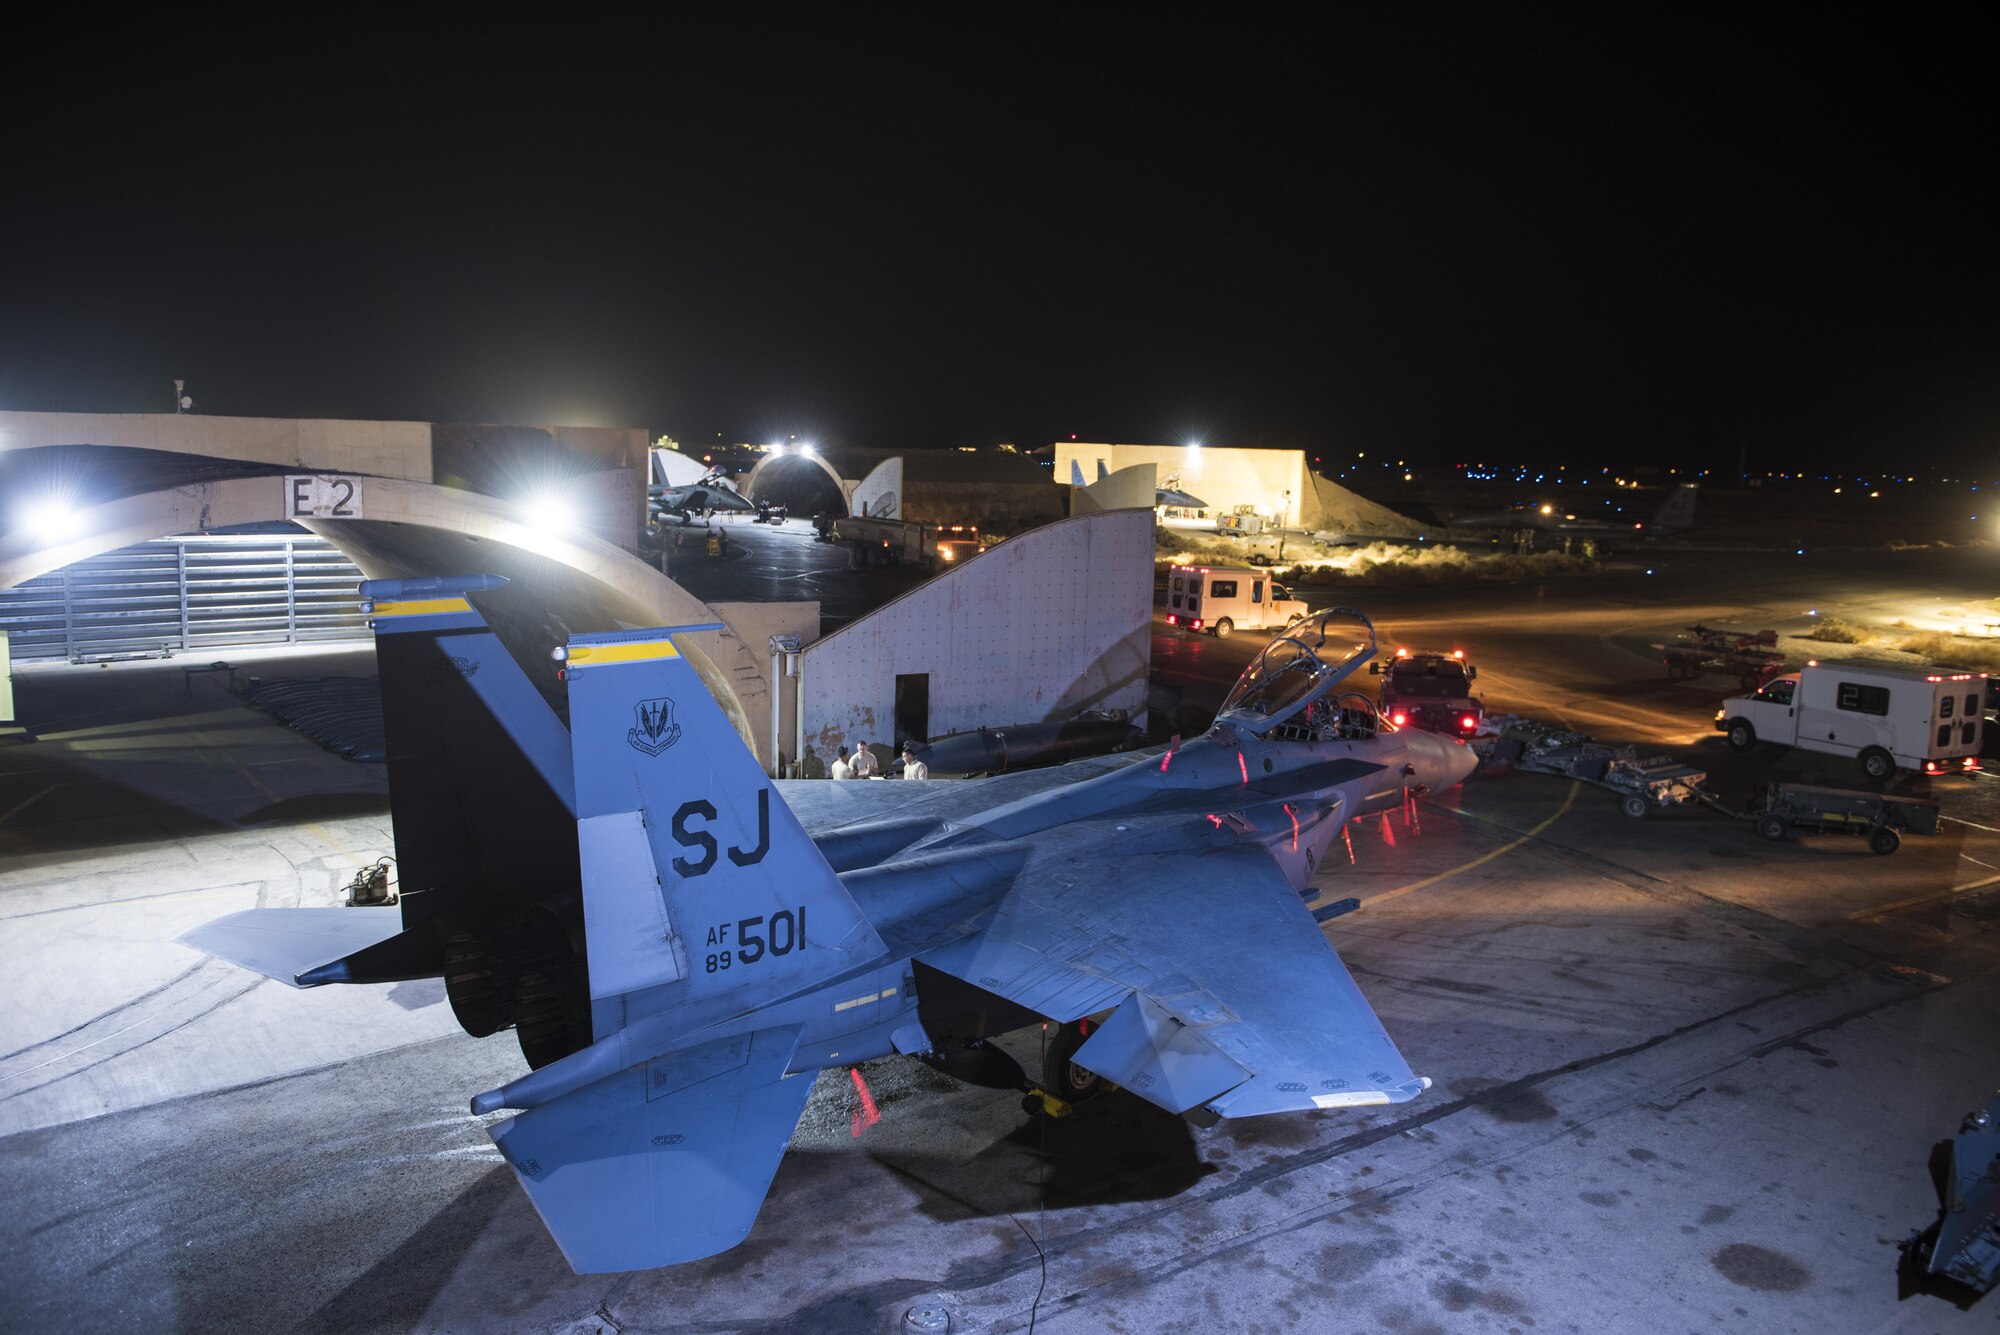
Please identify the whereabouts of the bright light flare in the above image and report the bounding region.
[24,497,82,543]
[519,492,578,534]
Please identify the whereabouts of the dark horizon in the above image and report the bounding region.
[4,9,1995,475]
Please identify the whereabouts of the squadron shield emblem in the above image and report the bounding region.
[627,697,682,756]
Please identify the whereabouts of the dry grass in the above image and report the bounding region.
[1807,618,1866,644]
[1899,632,2000,675]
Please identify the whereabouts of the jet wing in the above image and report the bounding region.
[921,844,1421,1118]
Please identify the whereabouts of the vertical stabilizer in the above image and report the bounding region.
[561,627,886,1033]
[362,575,579,949]
[1650,483,1698,534]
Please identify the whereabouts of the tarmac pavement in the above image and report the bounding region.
[3,555,1998,1333]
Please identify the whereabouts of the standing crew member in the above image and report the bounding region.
[850,740,878,779]
[899,743,928,781]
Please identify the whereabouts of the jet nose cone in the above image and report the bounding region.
[1407,729,1478,792]
[1443,736,1479,788]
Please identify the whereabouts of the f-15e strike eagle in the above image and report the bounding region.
[181,579,1473,1272]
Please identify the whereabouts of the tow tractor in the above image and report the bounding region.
[1651,623,1787,689]
[1372,648,1484,736]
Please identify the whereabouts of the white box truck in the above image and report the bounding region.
[1164,565,1309,638]
[1715,660,1987,779]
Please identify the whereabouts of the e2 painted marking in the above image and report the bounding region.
[285,474,364,519]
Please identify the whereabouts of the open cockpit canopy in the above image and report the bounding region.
[1215,608,1377,735]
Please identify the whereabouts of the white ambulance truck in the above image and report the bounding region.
[1164,565,1310,638]
[1715,660,1987,779]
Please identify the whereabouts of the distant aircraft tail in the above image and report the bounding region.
[179,576,586,1033]
[1070,459,1086,486]
[1650,483,1698,534]
[559,625,887,1038]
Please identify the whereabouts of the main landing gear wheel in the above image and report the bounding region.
[1042,1019,1107,1106]
[1726,720,1756,753]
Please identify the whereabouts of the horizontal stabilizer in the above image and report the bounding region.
[176,908,406,987]
[490,1025,810,1272]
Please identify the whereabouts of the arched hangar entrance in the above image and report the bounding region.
[0,476,767,749]
[743,451,848,517]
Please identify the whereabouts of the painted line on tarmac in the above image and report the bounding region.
[0,783,73,825]
[1846,871,2000,921]
[1363,781,1580,908]
[1943,814,2000,835]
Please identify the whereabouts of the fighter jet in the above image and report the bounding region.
[650,472,756,524]
[1448,482,1699,537]
[181,579,1473,1273]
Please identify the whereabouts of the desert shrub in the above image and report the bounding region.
[1808,618,1865,643]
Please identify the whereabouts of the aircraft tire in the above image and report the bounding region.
[1042,1020,1107,1105]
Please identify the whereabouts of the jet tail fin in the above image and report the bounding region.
[560,626,886,1035]
[362,576,580,953]
[1650,483,1698,534]
[489,1025,811,1272]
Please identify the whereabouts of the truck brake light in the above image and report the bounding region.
[1459,714,1477,730]
[1166,614,1177,626]
[1191,619,1202,630]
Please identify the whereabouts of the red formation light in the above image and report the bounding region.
[1237,752,1248,784]
[1459,714,1477,730]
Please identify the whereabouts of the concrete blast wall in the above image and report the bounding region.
[850,457,903,518]
[1071,462,1158,515]
[1053,441,1425,534]
[799,508,1154,759]
[1057,442,1305,523]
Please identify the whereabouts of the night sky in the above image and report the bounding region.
[4,8,1994,473]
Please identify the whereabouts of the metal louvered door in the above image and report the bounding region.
[0,534,368,663]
